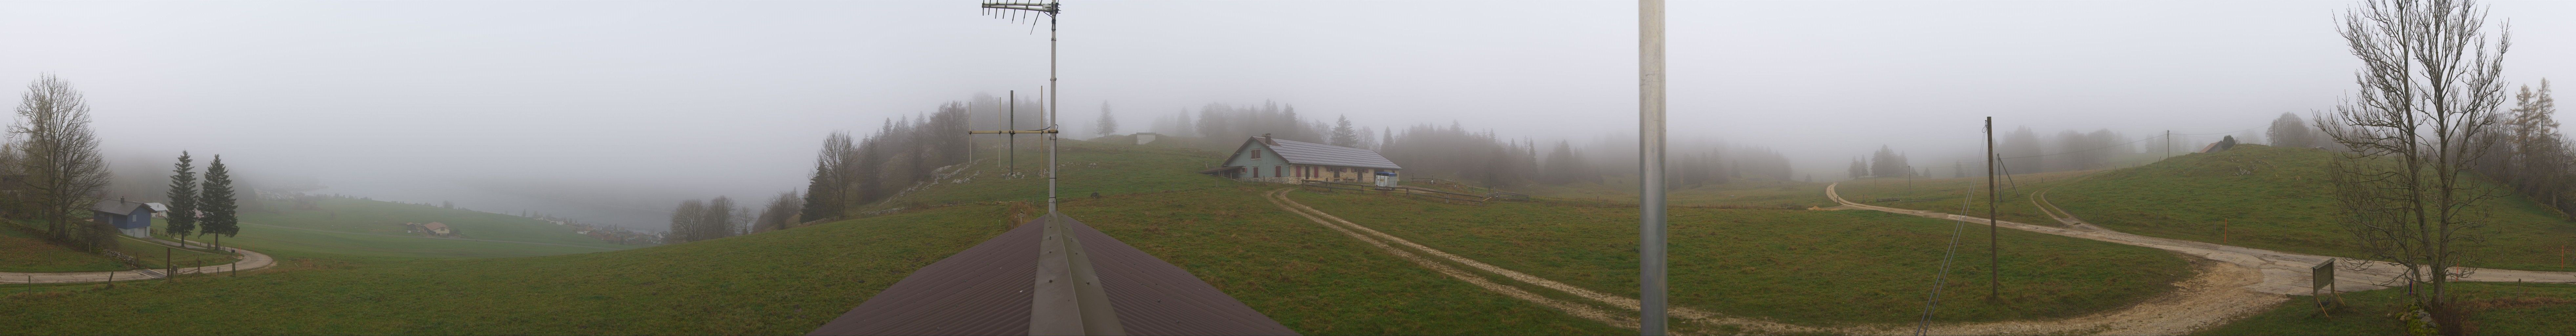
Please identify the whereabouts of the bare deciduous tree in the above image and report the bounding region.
[12,74,113,251]
[2321,0,2513,324]
[753,190,802,233]
[2268,113,2321,149]
[667,199,707,243]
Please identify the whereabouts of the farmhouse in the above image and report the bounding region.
[91,198,167,238]
[423,222,452,237]
[1199,134,1402,184]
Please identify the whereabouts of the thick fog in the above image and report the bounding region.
[2,1,2572,230]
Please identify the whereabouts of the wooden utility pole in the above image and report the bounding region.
[1987,117,2000,300]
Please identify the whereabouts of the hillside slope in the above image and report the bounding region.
[2049,144,2576,271]
[183,198,636,262]
[3,140,1623,334]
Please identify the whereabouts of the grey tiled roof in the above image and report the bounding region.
[92,199,154,215]
[1264,138,1402,170]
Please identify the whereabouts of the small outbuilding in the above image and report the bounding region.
[1199,134,1402,184]
[92,198,167,238]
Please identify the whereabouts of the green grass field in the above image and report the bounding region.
[1517,178,1837,209]
[0,187,1626,334]
[1,222,235,272]
[861,139,1243,212]
[2198,282,2576,335]
[2047,145,2576,272]
[2,139,1635,334]
[1833,169,2101,228]
[241,198,633,249]
[1284,189,2197,326]
[0,225,127,272]
[164,198,639,262]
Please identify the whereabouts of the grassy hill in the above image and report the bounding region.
[2047,144,2576,272]
[0,225,126,272]
[2198,282,2576,335]
[1516,178,1837,209]
[170,198,639,262]
[860,139,1239,212]
[3,222,239,273]
[1286,190,2195,326]
[1834,169,2101,228]
[2,140,1627,334]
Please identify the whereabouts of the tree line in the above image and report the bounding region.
[3,74,245,252]
[793,101,972,224]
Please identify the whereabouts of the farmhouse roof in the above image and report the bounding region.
[1254,137,1402,170]
[91,199,156,215]
[423,222,450,231]
[808,215,1296,336]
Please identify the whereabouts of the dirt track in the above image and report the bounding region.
[1267,182,2576,334]
[1,240,274,284]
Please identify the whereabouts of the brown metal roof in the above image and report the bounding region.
[809,216,1296,336]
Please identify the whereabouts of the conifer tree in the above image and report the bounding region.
[164,151,198,246]
[198,155,239,250]
[1329,115,1359,147]
[1094,102,1118,137]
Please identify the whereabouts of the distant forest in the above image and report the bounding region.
[1135,101,1799,189]
[761,96,1815,223]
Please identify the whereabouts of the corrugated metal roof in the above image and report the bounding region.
[1263,138,1402,170]
[810,216,1296,336]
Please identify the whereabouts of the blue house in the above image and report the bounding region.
[93,198,166,239]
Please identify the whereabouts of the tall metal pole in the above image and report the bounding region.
[1637,0,1668,334]
[1010,91,1018,174]
[1986,117,1999,300]
[1046,7,1059,214]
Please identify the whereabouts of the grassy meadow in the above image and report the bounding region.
[1832,169,2101,227]
[2199,282,2576,335]
[0,225,127,272]
[1,222,235,272]
[1283,189,2197,326]
[2,139,1632,335]
[2047,145,2576,272]
[1516,178,1836,209]
[162,198,638,262]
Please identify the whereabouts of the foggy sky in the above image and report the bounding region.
[3,1,2572,230]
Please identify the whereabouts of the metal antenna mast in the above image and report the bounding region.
[973,4,1122,336]
[971,0,1064,213]
[1638,0,1669,334]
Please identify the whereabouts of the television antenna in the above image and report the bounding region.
[967,0,1065,213]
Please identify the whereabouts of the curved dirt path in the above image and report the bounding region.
[1828,183,2576,294]
[1268,188,2332,335]
[1828,182,2576,334]
[1,242,275,284]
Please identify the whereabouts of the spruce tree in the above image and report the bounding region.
[1329,115,1359,147]
[164,151,198,246]
[198,155,239,250]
